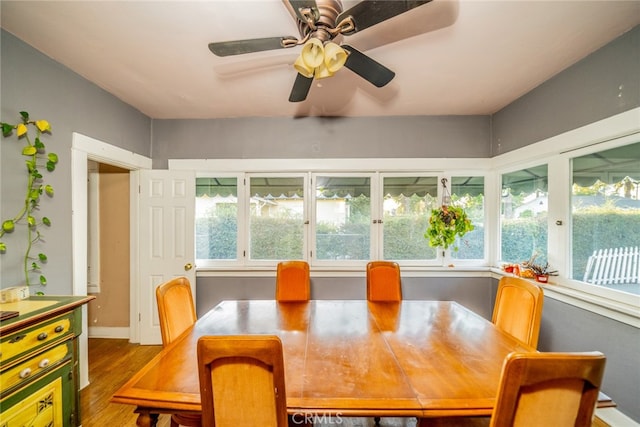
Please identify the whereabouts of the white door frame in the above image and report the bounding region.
[71,132,151,387]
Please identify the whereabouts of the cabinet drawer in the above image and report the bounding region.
[0,312,74,366]
[1,359,73,427]
[0,340,72,394]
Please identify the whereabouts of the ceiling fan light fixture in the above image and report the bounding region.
[314,61,334,79]
[300,37,325,68]
[293,55,315,78]
[293,38,347,80]
[323,42,347,73]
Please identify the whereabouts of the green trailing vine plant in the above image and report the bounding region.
[0,111,58,287]
[424,178,474,251]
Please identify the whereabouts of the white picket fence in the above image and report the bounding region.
[583,246,640,285]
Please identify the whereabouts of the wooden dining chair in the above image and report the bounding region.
[492,276,544,348]
[276,260,311,301]
[197,335,289,427]
[489,351,606,426]
[156,277,201,427]
[366,261,402,302]
[419,351,606,427]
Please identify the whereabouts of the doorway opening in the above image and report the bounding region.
[86,161,131,338]
[71,132,151,388]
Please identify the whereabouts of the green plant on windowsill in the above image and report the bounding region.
[424,178,474,251]
[0,111,58,287]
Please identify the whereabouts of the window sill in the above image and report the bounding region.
[491,269,640,328]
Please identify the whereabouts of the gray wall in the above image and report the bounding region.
[491,25,640,155]
[196,276,494,319]
[0,30,151,292]
[152,115,491,169]
[537,296,640,421]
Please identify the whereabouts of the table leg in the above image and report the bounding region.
[135,409,159,427]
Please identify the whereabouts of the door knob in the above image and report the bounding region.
[184,263,193,271]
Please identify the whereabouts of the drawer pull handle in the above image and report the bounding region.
[9,334,26,343]
[54,325,65,333]
[19,368,32,378]
[37,332,49,341]
[39,358,50,368]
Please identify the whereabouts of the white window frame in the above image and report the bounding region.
[378,172,441,266]
[194,172,244,269]
[491,108,640,313]
[179,158,490,271]
[246,172,309,266]
[561,134,640,299]
[496,161,550,266]
[447,173,491,267]
[311,172,377,268]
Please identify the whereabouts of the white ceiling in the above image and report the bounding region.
[1,1,639,119]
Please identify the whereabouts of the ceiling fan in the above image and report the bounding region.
[208,0,433,102]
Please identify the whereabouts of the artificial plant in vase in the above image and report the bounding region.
[0,111,58,287]
[523,254,558,283]
[424,178,474,251]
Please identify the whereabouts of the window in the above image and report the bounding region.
[571,141,640,295]
[450,176,485,260]
[196,177,238,261]
[249,175,305,261]
[500,165,548,264]
[195,170,489,267]
[192,161,492,268]
[381,175,438,260]
[314,175,371,261]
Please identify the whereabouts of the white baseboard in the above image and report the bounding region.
[88,326,130,339]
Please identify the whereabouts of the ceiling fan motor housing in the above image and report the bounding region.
[293,0,344,42]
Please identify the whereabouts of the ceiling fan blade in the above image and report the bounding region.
[289,0,320,23]
[342,45,395,88]
[209,36,298,57]
[337,1,433,35]
[289,73,314,102]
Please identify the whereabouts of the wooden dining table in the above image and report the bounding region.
[111,300,533,426]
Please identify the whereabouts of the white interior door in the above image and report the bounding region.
[138,170,196,345]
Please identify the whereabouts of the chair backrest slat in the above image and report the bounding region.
[156,276,197,346]
[366,261,402,302]
[489,351,606,427]
[492,277,544,348]
[276,260,311,301]
[197,335,288,427]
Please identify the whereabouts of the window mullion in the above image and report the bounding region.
[371,172,382,260]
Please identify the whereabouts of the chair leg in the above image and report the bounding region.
[170,415,179,427]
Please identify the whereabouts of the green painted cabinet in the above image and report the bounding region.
[0,295,94,426]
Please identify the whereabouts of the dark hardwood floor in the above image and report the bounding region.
[80,338,419,427]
